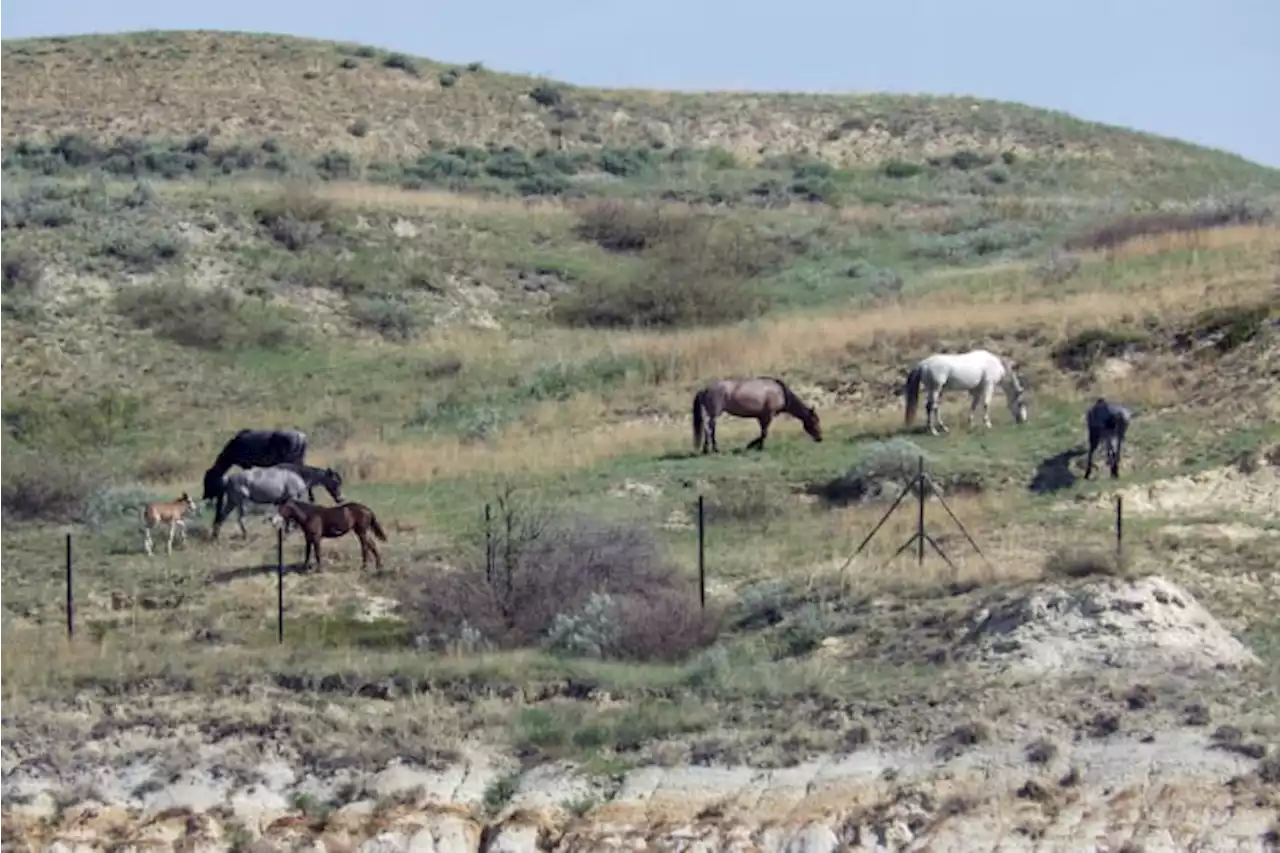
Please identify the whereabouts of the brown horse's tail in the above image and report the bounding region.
[692,389,706,450]
[369,513,388,541]
[904,364,923,426]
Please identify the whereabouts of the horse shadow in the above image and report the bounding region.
[1028,446,1087,495]
[207,561,312,586]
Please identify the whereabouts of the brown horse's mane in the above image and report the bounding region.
[758,376,810,416]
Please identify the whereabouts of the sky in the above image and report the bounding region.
[3,0,1278,168]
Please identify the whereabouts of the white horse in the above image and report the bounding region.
[903,349,1029,436]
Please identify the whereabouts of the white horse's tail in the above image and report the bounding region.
[904,364,923,426]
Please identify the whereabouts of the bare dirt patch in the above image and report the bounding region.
[959,575,1260,678]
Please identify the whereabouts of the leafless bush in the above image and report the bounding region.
[400,489,720,662]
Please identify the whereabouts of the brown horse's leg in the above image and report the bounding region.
[364,530,382,572]
[747,412,772,451]
[708,413,719,453]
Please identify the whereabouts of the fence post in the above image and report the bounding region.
[916,455,926,567]
[1115,495,1123,559]
[277,528,285,645]
[484,503,494,587]
[697,495,706,610]
[65,533,74,640]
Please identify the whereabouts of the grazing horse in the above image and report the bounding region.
[271,462,344,504]
[692,377,822,454]
[141,492,198,557]
[211,467,308,540]
[903,349,1029,436]
[1084,398,1133,480]
[201,428,308,518]
[271,499,388,573]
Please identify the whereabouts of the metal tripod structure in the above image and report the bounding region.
[843,455,989,574]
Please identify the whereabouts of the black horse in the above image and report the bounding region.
[1084,398,1133,480]
[202,429,308,518]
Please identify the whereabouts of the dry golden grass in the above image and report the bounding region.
[1090,223,1278,261]
[1,30,1259,169]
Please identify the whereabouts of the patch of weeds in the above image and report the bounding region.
[1183,703,1212,727]
[254,186,335,251]
[1209,725,1270,759]
[288,791,333,824]
[512,700,710,761]
[482,771,521,817]
[561,796,598,818]
[2,245,44,296]
[1033,249,1081,285]
[1182,303,1274,355]
[701,482,790,531]
[936,721,991,760]
[775,603,831,659]
[288,615,412,650]
[347,295,422,341]
[1025,737,1059,765]
[515,353,645,401]
[1087,712,1121,738]
[1257,753,1280,785]
[98,228,185,271]
[115,280,299,351]
[1044,546,1127,580]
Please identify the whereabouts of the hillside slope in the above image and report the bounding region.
[3,29,1278,187]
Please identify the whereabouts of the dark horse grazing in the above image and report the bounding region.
[272,462,344,504]
[271,499,388,573]
[202,428,308,518]
[1084,398,1132,480]
[692,377,822,454]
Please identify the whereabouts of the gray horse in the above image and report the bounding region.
[272,462,344,503]
[211,467,309,539]
[1084,398,1132,480]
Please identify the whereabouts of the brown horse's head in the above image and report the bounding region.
[801,407,823,442]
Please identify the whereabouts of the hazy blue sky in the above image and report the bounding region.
[4,0,1277,167]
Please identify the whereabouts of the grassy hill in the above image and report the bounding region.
[3,30,1279,829]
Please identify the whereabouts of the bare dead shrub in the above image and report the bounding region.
[399,490,720,662]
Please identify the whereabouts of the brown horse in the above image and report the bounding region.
[691,377,823,454]
[271,499,388,573]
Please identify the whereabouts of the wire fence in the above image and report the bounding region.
[44,457,1129,644]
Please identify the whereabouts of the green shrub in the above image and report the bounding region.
[1,453,107,523]
[4,391,145,454]
[382,53,419,75]
[551,268,767,329]
[115,280,298,351]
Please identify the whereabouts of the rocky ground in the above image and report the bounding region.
[5,571,1279,853]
